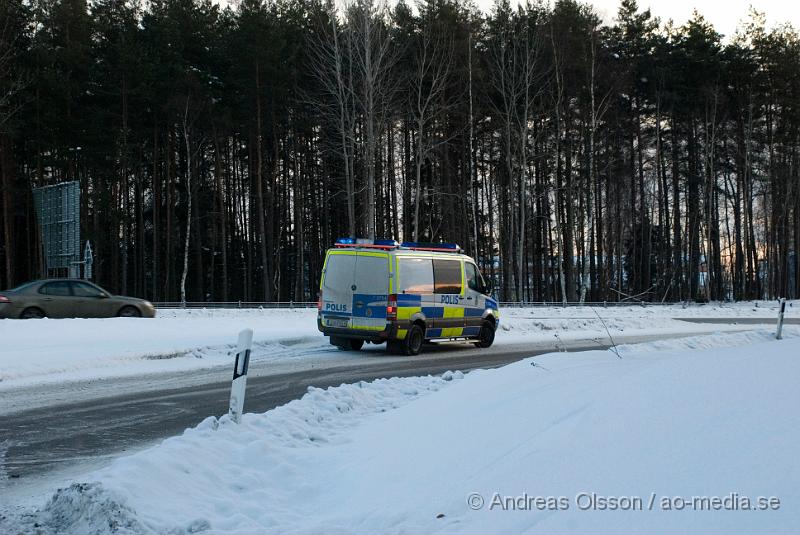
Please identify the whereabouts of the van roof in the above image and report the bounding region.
[328,245,476,263]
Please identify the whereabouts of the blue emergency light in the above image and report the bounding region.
[335,238,399,248]
[400,242,461,251]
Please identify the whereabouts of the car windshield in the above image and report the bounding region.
[8,281,38,292]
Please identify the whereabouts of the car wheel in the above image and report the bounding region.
[401,324,424,356]
[474,321,495,348]
[20,307,45,319]
[118,306,141,318]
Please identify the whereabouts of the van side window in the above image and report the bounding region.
[433,259,462,294]
[465,262,480,292]
[399,258,434,294]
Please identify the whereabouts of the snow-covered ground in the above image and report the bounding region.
[3,330,797,534]
[0,301,795,391]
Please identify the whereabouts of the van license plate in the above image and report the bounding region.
[326,318,349,328]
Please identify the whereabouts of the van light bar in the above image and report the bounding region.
[334,238,399,249]
[400,242,461,252]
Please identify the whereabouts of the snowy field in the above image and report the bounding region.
[2,330,797,534]
[0,301,795,391]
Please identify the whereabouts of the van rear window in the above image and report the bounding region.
[323,253,356,291]
[433,259,462,294]
[398,258,434,294]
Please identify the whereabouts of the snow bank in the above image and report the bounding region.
[0,309,320,388]
[2,373,462,534]
[614,327,800,355]
[0,301,792,390]
[4,334,798,534]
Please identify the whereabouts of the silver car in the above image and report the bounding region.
[0,279,156,319]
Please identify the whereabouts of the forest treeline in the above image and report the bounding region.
[0,0,798,303]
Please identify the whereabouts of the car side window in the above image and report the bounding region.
[466,263,479,292]
[398,258,434,294]
[40,281,72,296]
[433,259,462,294]
[72,282,104,297]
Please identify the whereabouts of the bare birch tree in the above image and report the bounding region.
[410,23,454,241]
[550,18,568,305]
[579,24,611,303]
[180,97,193,307]
[309,1,357,237]
[350,0,395,240]
[490,4,543,300]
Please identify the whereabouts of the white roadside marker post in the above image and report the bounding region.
[776,298,786,340]
[228,328,254,424]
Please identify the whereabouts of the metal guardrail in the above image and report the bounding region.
[154,300,714,310]
[154,301,318,309]
[498,301,680,308]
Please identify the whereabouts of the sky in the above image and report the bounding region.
[216,1,799,38]
[478,0,800,37]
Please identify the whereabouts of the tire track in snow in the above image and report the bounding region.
[0,439,10,484]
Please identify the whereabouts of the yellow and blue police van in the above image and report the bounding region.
[317,238,499,355]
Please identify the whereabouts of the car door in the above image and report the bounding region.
[463,262,484,336]
[70,281,114,318]
[432,258,465,337]
[36,281,75,318]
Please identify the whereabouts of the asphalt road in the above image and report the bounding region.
[0,321,790,500]
[0,343,596,488]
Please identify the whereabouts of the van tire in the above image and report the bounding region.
[474,321,495,348]
[401,325,424,356]
[337,338,364,351]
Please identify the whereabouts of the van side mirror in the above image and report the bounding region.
[483,280,493,295]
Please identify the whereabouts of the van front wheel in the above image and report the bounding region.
[474,321,495,348]
[401,325,424,356]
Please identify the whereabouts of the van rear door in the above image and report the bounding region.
[321,251,357,328]
[351,252,390,331]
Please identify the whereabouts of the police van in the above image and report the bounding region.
[317,238,499,355]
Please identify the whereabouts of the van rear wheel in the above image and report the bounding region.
[401,325,424,356]
[337,338,364,351]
